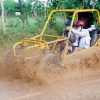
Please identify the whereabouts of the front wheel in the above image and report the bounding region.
[54,40,72,55]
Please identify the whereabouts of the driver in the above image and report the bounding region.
[71,20,91,50]
[63,20,75,43]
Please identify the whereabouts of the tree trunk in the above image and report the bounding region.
[92,0,96,9]
[45,0,49,20]
[19,0,26,29]
[34,0,38,17]
[19,0,23,15]
[0,0,6,33]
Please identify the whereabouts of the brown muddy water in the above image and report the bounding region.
[0,47,100,100]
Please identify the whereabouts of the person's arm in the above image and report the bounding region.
[71,29,88,37]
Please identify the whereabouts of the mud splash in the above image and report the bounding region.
[0,47,100,85]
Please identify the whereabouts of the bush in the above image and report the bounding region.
[0,16,65,47]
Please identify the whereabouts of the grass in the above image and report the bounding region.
[0,17,44,47]
[0,16,65,48]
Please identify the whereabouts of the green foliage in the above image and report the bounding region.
[95,2,100,10]
[0,15,65,47]
[1,0,100,48]
[55,17,65,35]
[4,0,17,16]
[0,17,44,47]
[49,0,100,10]
[49,0,83,9]
[33,1,45,16]
[0,6,1,15]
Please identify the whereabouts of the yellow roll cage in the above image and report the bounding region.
[13,9,100,59]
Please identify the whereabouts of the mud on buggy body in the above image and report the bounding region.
[13,9,100,60]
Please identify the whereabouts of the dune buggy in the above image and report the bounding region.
[13,9,100,60]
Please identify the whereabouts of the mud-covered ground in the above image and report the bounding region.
[0,47,100,100]
[0,72,100,100]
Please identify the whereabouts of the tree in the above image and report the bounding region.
[45,0,49,19]
[33,1,45,16]
[0,0,6,33]
[49,0,100,10]
[4,0,17,16]
[18,0,32,28]
[49,0,83,9]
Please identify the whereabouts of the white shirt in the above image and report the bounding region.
[72,28,91,49]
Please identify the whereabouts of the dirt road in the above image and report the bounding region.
[0,47,100,100]
[0,72,100,100]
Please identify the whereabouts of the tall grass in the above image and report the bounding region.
[0,16,65,48]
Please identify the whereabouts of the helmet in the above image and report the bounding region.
[75,20,85,27]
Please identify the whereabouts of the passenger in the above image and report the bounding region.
[71,20,91,50]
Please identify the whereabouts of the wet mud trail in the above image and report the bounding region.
[0,72,100,100]
[0,47,100,100]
